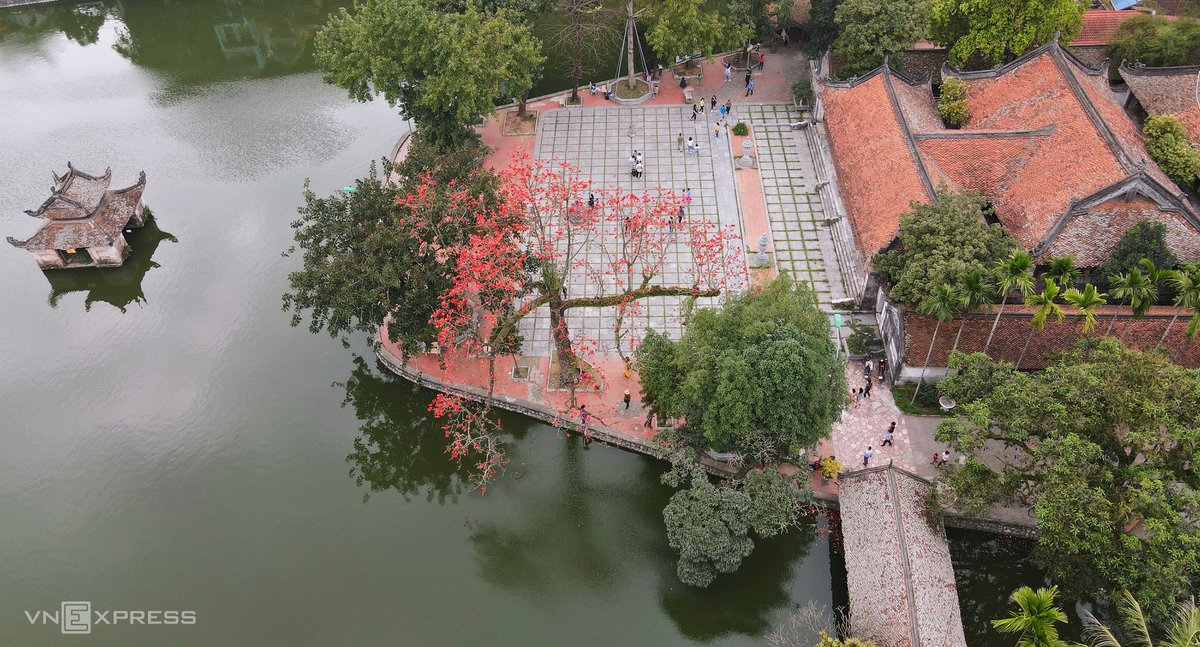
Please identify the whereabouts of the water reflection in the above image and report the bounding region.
[44,215,176,312]
[948,529,1084,646]
[0,1,108,45]
[340,355,466,503]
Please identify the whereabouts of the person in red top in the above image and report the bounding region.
[758,54,765,70]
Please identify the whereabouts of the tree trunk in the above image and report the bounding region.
[983,295,1007,355]
[1157,307,1183,351]
[1104,299,1124,337]
[1174,335,1191,362]
[548,296,575,380]
[518,90,529,117]
[912,321,940,407]
[626,0,636,89]
[1119,313,1136,343]
[950,317,965,357]
[1015,326,1035,370]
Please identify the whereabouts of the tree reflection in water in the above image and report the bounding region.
[45,215,177,312]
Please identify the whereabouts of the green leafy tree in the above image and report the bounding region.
[314,0,544,147]
[937,77,970,127]
[1104,268,1145,338]
[992,586,1071,647]
[1043,254,1080,290]
[637,274,847,457]
[1106,15,1200,68]
[834,0,930,76]
[1095,219,1178,292]
[1161,266,1200,351]
[743,468,811,537]
[663,467,755,587]
[937,339,1200,613]
[282,139,502,358]
[805,0,844,59]
[1080,590,1200,647]
[931,0,1087,67]
[646,0,747,67]
[1015,277,1064,370]
[913,283,965,405]
[950,269,994,354]
[1144,114,1200,189]
[1061,283,1107,348]
[983,250,1035,354]
[874,185,1016,307]
[1118,258,1171,342]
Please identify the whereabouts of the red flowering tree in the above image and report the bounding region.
[427,155,743,490]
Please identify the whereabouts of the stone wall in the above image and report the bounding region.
[30,249,64,269]
[903,305,1200,370]
[899,49,950,85]
[88,236,129,267]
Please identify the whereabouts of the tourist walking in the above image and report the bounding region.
[745,70,752,86]
[677,132,685,151]
[710,95,717,111]
[746,80,755,97]
[691,104,699,121]
[862,446,874,467]
[623,357,631,378]
[719,104,727,122]
[940,449,951,466]
[724,99,732,118]
[758,54,765,70]
[635,160,644,178]
[628,152,637,175]
[864,380,872,397]
[686,137,694,155]
[724,64,732,81]
[881,422,895,446]
[714,122,720,139]
[579,404,591,423]
[693,139,701,157]
[623,390,631,409]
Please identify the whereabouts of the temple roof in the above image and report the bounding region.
[817,39,1197,264]
[1120,63,1200,150]
[9,166,146,251]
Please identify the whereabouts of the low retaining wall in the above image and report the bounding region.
[944,514,1039,539]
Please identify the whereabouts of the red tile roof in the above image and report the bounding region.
[816,40,1200,268]
[1074,10,1140,47]
[9,167,146,251]
[1120,64,1200,149]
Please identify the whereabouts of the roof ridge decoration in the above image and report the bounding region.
[1119,60,1200,76]
[881,60,939,203]
[108,171,148,195]
[912,124,1059,140]
[1031,170,1200,257]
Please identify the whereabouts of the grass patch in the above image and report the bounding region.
[613,79,650,100]
[891,382,943,416]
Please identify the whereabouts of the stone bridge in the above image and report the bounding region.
[838,464,967,647]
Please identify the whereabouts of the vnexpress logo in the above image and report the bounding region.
[25,602,196,634]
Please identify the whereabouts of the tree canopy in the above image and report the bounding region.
[1094,219,1178,291]
[834,0,930,77]
[637,274,846,456]
[646,0,747,65]
[930,0,1086,67]
[804,0,844,60]
[935,339,1200,613]
[1105,15,1200,68]
[663,467,808,587]
[1144,114,1200,190]
[282,135,501,359]
[873,185,1015,307]
[314,0,544,147]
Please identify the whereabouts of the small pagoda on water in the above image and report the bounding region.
[8,163,149,270]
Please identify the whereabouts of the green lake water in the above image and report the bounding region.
[0,1,1067,644]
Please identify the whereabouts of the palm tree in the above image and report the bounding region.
[913,283,965,406]
[1120,259,1169,343]
[992,585,1070,647]
[950,269,994,357]
[1043,254,1080,291]
[1016,278,1065,370]
[1080,589,1200,647]
[1106,268,1144,337]
[1062,283,1107,351]
[985,251,1036,355]
[1160,267,1200,351]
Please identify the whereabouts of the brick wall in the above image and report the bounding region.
[903,305,1200,370]
[899,50,950,85]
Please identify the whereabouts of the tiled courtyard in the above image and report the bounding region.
[741,103,850,307]
[519,106,746,357]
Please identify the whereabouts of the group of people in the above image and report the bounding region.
[677,133,703,156]
[628,150,645,178]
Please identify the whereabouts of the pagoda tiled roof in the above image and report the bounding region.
[9,166,146,252]
[816,39,1197,265]
[1120,63,1200,149]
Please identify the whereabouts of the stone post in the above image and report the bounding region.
[755,233,770,266]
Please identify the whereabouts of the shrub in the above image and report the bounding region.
[936,78,970,128]
[818,457,843,479]
[846,320,877,355]
[792,79,814,105]
[732,121,750,136]
[914,380,940,408]
[1144,114,1200,189]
